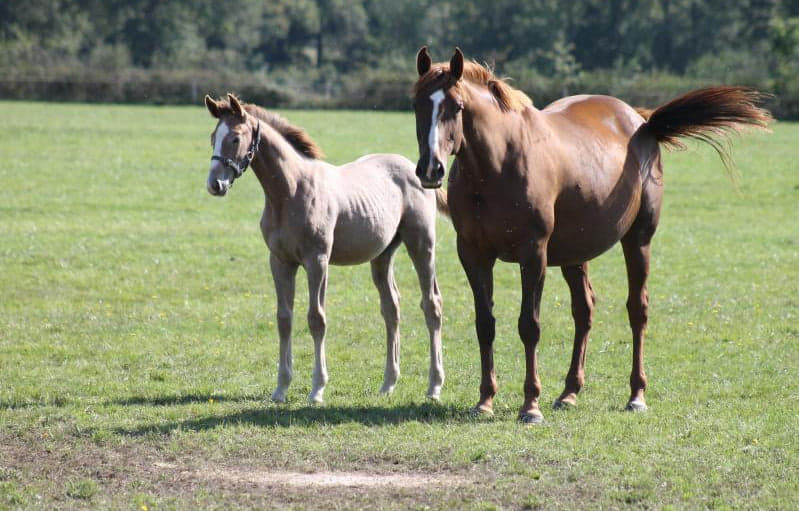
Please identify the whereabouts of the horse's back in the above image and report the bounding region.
[543,94,644,140]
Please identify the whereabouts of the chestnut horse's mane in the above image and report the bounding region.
[413,61,533,113]
[212,97,325,160]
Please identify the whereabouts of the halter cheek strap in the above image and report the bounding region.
[210,122,261,178]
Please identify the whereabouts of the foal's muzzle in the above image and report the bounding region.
[207,177,231,196]
[416,157,445,188]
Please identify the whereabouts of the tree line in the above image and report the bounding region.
[2,0,798,117]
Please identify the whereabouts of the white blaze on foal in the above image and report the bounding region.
[426,89,446,180]
[208,122,231,193]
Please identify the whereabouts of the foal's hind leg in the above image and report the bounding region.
[370,238,402,395]
[554,263,596,409]
[270,253,298,403]
[402,222,444,400]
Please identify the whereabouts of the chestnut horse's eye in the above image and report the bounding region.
[232,136,240,146]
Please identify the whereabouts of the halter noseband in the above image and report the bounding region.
[210,122,261,178]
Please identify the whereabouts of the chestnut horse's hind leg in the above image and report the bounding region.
[518,250,547,424]
[457,237,497,415]
[370,240,402,396]
[270,253,298,403]
[554,263,596,409]
[621,238,652,411]
[305,255,330,404]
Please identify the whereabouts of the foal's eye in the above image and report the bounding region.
[232,136,240,146]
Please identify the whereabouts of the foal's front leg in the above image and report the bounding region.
[305,255,330,404]
[270,253,298,403]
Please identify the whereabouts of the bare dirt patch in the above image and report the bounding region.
[1,433,477,508]
[156,461,467,489]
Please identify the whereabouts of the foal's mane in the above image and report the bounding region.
[213,97,325,160]
[413,61,533,112]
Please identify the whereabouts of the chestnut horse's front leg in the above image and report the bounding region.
[457,236,497,415]
[518,247,547,424]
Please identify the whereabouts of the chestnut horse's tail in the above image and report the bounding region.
[435,188,450,218]
[642,86,772,172]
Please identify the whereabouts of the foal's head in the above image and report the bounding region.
[412,47,533,188]
[204,93,259,196]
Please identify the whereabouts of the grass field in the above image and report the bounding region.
[1,100,797,510]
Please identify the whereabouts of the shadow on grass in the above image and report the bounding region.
[112,401,468,436]
[0,393,256,409]
[107,393,257,407]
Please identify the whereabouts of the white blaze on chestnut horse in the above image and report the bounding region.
[412,47,771,424]
[205,93,447,403]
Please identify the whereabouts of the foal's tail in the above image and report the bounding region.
[435,188,450,218]
[641,86,772,172]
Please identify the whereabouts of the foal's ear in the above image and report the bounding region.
[417,46,432,76]
[205,95,221,118]
[450,47,464,81]
[227,93,245,118]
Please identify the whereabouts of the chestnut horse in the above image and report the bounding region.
[205,93,447,404]
[412,47,770,424]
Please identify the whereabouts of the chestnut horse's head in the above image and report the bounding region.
[412,47,467,189]
[204,93,260,196]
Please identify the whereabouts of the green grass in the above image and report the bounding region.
[1,100,798,509]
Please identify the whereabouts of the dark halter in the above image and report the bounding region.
[210,122,261,178]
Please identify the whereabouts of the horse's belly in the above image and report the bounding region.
[329,215,400,265]
[546,232,622,266]
[547,197,641,266]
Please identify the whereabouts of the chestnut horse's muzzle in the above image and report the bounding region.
[416,158,445,188]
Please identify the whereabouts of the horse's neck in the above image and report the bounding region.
[250,120,307,204]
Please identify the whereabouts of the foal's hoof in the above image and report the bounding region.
[426,386,442,402]
[379,383,396,396]
[625,399,648,412]
[519,411,545,426]
[307,390,325,405]
[271,390,287,403]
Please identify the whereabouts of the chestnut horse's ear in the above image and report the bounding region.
[205,95,221,118]
[450,47,464,81]
[417,46,432,76]
[228,93,245,118]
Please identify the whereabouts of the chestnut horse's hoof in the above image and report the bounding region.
[625,399,648,412]
[552,399,576,410]
[470,404,494,417]
[519,411,544,425]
